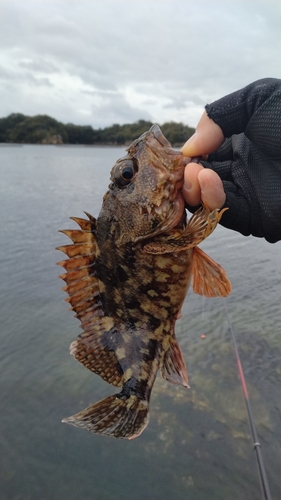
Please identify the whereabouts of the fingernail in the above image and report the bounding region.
[181,134,196,157]
[181,134,196,155]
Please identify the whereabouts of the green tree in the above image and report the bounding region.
[161,121,195,146]
[0,113,26,142]
[0,113,195,146]
[9,115,68,144]
[65,124,97,144]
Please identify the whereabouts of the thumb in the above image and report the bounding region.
[181,111,225,157]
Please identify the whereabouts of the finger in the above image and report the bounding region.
[217,180,251,236]
[198,169,226,210]
[182,162,204,206]
[181,111,225,157]
[208,137,234,163]
[202,159,233,182]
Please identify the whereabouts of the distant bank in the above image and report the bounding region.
[0,113,194,147]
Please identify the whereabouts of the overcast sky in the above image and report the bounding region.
[1,0,280,128]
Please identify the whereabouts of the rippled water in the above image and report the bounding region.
[0,144,280,500]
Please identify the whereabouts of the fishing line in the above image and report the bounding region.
[222,298,272,500]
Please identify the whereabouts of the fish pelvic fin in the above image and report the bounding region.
[161,335,189,388]
[192,246,232,297]
[62,393,149,440]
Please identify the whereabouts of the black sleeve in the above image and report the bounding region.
[200,78,281,243]
[205,78,281,158]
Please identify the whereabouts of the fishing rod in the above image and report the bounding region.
[223,299,272,500]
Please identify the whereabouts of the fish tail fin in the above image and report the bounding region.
[62,393,149,440]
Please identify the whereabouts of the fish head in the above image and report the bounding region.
[97,124,191,245]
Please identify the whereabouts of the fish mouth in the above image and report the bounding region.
[144,126,187,238]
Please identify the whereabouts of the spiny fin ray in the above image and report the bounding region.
[62,394,149,439]
[57,215,125,386]
[69,318,124,386]
[161,336,189,387]
[144,205,228,254]
[192,246,232,297]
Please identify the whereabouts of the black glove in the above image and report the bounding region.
[200,78,281,243]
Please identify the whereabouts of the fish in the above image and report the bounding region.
[57,124,231,440]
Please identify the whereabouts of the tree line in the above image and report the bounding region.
[0,113,195,146]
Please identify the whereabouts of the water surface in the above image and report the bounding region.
[0,144,280,500]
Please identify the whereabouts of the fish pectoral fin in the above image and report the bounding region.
[144,205,228,254]
[192,246,232,297]
[143,239,183,254]
[174,204,228,249]
[143,226,197,254]
[186,205,228,245]
[62,393,149,440]
[161,337,189,388]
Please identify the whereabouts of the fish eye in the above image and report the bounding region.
[121,166,134,181]
[114,159,137,188]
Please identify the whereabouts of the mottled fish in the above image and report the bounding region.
[57,124,231,439]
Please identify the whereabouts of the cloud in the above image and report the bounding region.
[0,0,280,128]
[18,59,60,74]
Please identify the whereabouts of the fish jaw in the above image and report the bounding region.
[132,142,187,240]
[134,188,186,242]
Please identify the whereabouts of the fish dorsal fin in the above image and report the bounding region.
[57,213,124,387]
[57,213,103,322]
[161,335,189,388]
[192,246,232,297]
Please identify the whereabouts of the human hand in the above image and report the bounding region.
[181,78,281,243]
[181,111,226,210]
